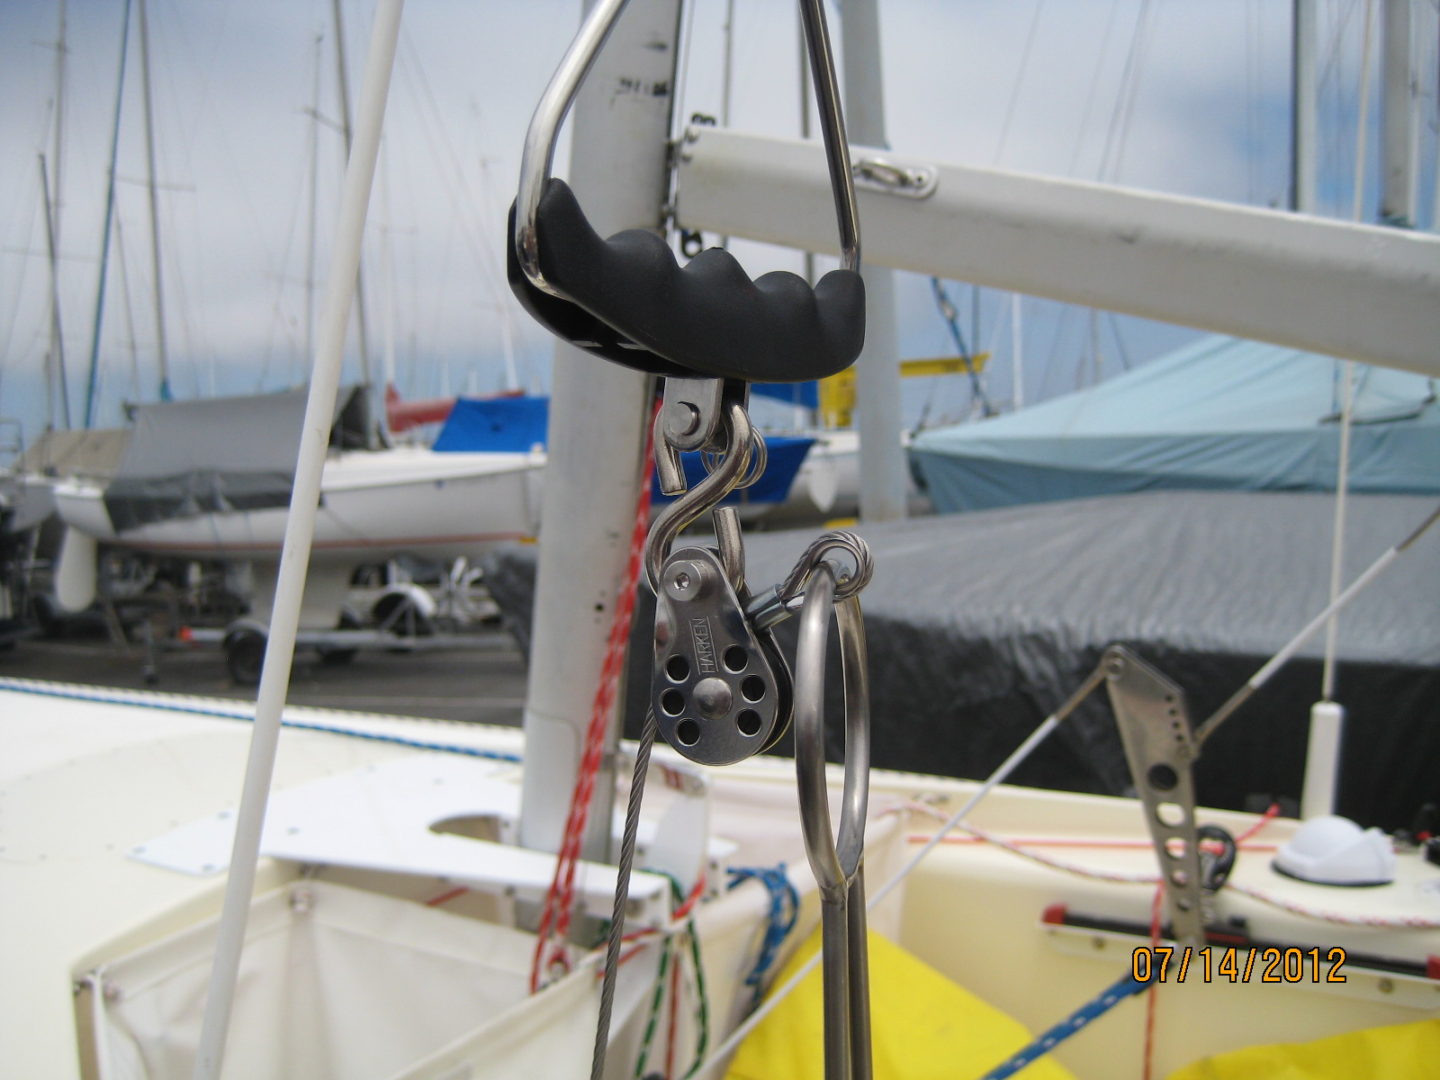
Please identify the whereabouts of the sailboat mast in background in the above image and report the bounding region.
[136,0,171,401]
[82,0,134,430]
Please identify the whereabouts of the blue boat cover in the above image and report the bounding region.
[751,380,819,409]
[432,395,550,453]
[433,394,814,506]
[910,336,1438,512]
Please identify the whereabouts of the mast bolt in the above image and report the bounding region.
[664,559,712,602]
[666,400,701,437]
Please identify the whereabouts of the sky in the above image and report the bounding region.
[1,0,1436,439]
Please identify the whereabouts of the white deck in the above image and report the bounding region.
[4,678,1438,1078]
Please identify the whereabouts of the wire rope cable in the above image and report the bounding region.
[591,707,660,1080]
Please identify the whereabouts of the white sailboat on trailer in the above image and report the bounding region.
[4,2,1439,1079]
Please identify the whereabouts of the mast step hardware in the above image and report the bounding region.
[653,546,792,765]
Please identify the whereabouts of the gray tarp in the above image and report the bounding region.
[484,490,1439,830]
[103,386,373,533]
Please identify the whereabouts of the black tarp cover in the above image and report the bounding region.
[485,491,1439,831]
[103,386,373,533]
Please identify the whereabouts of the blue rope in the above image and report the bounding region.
[0,678,522,764]
[726,864,800,1007]
[978,966,1155,1080]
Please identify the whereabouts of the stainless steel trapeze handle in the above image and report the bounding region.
[515,0,860,292]
[794,562,873,1080]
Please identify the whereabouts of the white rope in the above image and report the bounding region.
[905,805,1440,930]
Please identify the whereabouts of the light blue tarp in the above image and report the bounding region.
[910,336,1438,513]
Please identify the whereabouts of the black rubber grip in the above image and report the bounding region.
[507,179,865,383]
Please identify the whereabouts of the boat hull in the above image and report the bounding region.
[4,678,1437,1080]
[51,447,543,563]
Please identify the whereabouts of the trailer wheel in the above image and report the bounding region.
[373,591,434,638]
[318,609,361,666]
[225,629,266,685]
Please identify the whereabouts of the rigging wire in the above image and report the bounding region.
[926,277,993,422]
[1097,0,1156,183]
[1319,0,1365,217]
[1067,0,1126,177]
[1105,310,1133,371]
[1049,0,1151,395]
[0,189,43,401]
[1037,303,1076,402]
[1246,0,1260,204]
[992,0,1047,165]
[152,0,252,396]
[256,31,322,390]
[1109,0,1158,183]
[670,0,705,153]
[1321,0,1376,705]
[395,31,510,319]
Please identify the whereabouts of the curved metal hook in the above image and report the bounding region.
[702,426,768,491]
[514,0,631,296]
[516,0,860,297]
[644,401,754,590]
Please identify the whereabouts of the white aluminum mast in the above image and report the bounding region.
[672,128,1440,378]
[1379,0,1419,226]
[840,0,906,523]
[517,0,683,865]
[1291,0,1317,214]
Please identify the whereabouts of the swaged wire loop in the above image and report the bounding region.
[782,531,873,603]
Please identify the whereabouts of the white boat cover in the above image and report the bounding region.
[101,386,373,532]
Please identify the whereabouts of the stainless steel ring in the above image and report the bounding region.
[793,563,871,901]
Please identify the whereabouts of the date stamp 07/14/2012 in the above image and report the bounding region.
[1132,945,1348,985]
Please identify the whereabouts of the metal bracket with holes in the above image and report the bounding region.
[1104,644,1207,946]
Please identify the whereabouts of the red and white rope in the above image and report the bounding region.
[530,400,659,992]
[903,801,1440,929]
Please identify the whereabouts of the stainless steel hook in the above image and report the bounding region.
[644,400,754,590]
[515,0,861,296]
[514,0,630,296]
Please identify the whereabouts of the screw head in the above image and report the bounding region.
[664,559,711,602]
[692,677,733,718]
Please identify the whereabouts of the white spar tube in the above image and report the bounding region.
[190,2,405,1077]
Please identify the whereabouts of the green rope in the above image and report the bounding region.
[629,873,711,1080]
[632,937,678,1079]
